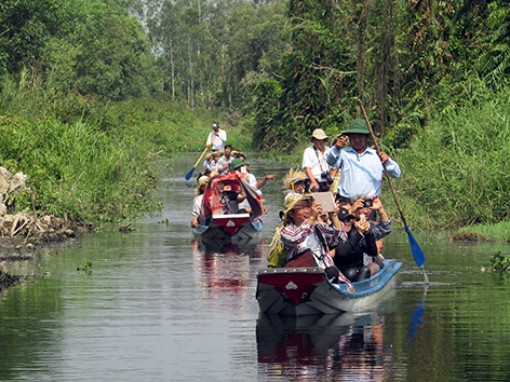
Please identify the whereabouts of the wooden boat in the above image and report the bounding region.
[192,172,264,245]
[256,259,402,316]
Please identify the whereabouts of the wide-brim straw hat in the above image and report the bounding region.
[282,168,307,190]
[283,193,314,215]
[311,128,328,140]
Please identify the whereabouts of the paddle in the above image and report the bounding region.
[358,99,426,268]
[184,147,209,181]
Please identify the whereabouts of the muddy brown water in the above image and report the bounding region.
[1,153,510,382]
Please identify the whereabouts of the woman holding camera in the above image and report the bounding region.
[302,129,337,192]
[278,193,353,286]
[332,197,379,282]
[332,195,390,280]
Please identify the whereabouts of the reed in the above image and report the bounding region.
[396,77,510,232]
[0,73,258,223]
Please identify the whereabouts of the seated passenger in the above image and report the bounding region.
[333,205,378,282]
[279,193,352,286]
[350,195,391,273]
[216,144,234,174]
[283,168,309,195]
[218,182,250,214]
[191,175,209,228]
[202,150,222,176]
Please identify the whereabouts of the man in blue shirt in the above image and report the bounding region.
[326,118,401,201]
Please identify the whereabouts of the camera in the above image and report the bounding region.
[363,199,373,208]
[321,172,334,185]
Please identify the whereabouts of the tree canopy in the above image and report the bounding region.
[1,0,509,145]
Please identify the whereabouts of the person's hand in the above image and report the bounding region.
[371,196,382,210]
[333,200,341,215]
[312,202,323,219]
[354,219,370,234]
[264,174,276,181]
[350,198,364,214]
[305,216,315,226]
[206,143,211,148]
[309,178,320,192]
[335,135,349,149]
[378,151,389,163]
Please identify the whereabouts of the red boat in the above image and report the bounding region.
[192,172,264,245]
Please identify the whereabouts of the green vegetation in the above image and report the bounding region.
[455,222,510,243]
[490,252,510,273]
[0,0,509,239]
[0,74,251,224]
[395,78,510,233]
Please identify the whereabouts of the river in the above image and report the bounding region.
[1,153,510,382]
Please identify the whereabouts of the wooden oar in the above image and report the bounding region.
[184,147,209,181]
[358,99,426,268]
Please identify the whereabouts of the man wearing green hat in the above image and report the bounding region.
[326,118,401,201]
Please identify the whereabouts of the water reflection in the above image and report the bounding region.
[256,312,393,381]
[3,154,510,382]
[406,286,428,348]
[191,238,265,310]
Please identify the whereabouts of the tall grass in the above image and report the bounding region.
[395,77,510,231]
[0,73,257,224]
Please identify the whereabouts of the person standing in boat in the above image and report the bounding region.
[205,121,227,151]
[302,129,336,192]
[326,119,401,202]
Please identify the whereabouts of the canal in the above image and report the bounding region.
[1,153,510,382]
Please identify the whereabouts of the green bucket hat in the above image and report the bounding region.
[231,158,246,169]
[342,118,370,135]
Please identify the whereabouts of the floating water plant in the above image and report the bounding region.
[490,252,510,273]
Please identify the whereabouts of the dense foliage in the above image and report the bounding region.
[1,0,510,231]
[0,0,158,99]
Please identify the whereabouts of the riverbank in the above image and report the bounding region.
[0,216,92,290]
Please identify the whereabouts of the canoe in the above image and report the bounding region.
[256,259,402,316]
[192,172,264,245]
[192,213,263,245]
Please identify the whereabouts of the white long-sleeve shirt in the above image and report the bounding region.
[206,129,227,151]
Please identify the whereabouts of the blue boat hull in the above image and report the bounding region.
[256,259,402,316]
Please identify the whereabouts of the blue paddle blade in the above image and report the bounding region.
[184,167,195,180]
[405,225,426,267]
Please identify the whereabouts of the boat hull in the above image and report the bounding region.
[256,259,402,316]
[193,213,263,246]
